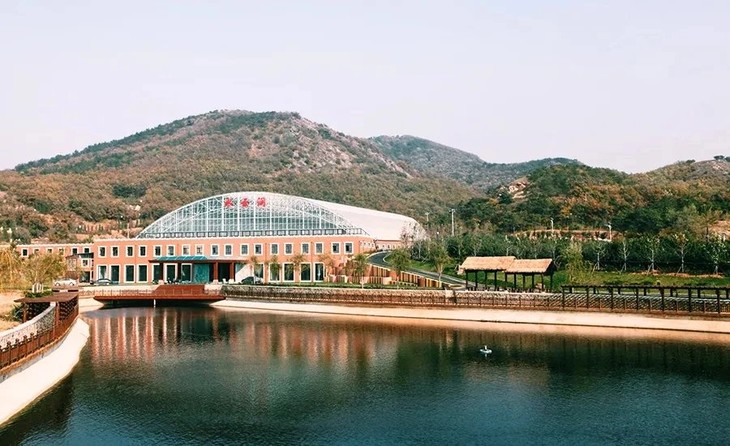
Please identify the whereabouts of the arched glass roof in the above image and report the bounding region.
[137,192,424,241]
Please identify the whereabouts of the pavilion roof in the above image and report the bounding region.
[460,256,516,271]
[505,258,556,274]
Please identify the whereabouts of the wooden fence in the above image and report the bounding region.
[0,296,79,373]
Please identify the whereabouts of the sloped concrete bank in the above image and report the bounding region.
[212,299,730,334]
[0,319,90,426]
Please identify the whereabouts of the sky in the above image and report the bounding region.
[1,0,729,173]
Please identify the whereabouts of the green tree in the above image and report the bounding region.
[428,241,451,283]
[351,253,369,287]
[388,248,411,287]
[563,241,589,283]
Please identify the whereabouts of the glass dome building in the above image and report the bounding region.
[90,192,425,284]
[137,191,423,242]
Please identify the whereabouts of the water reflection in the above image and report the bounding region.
[87,307,730,383]
[2,307,730,445]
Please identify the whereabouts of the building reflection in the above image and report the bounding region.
[87,308,730,384]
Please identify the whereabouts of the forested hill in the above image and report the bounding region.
[1,109,728,243]
[1,110,488,242]
[455,160,730,237]
[370,135,579,190]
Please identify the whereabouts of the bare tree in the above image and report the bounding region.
[620,238,630,272]
[290,253,307,282]
[673,233,690,273]
[645,236,661,273]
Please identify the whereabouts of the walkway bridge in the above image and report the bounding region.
[92,284,224,305]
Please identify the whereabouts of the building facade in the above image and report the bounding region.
[16,192,424,285]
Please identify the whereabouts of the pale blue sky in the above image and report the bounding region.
[1,1,729,173]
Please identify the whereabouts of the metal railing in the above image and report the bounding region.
[222,285,730,317]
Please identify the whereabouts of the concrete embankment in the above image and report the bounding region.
[0,319,90,426]
[212,299,730,335]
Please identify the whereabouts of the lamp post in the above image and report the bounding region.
[550,218,554,238]
[425,212,429,225]
[607,222,612,241]
[450,209,455,237]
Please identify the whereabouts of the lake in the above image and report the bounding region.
[2,307,730,445]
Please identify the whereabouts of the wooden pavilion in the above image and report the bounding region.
[459,256,557,291]
[459,256,515,291]
[505,258,557,291]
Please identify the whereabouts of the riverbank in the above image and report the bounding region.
[0,318,89,426]
[212,298,730,335]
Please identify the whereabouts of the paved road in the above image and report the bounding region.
[367,251,465,286]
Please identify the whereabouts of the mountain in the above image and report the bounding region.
[0,110,486,242]
[370,135,579,190]
[2,110,727,243]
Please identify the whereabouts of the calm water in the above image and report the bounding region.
[2,307,730,445]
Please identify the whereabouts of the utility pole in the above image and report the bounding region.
[607,222,612,241]
[450,209,456,236]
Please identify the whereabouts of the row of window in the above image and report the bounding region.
[20,246,91,257]
[97,242,355,258]
[97,262,330,283]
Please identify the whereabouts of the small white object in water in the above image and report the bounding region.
[479,345,492,355]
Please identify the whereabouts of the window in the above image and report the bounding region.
[315,243,324,254]
[331,243,340,254]
[72,247,78,255]
[47,248,53,253]
[82,259,91,267]
[154,245,162,257]
[111,246,119,257]
[345,242,353,254]
[269,264,280,282]
[285,243,293,255]
[98,265,108,279]
[196,245,204,255]
[301,263,311,281]
[240,244,249,256]
[83,247,90,253]
[167,245,175,256]
[33,248,39,254]
[254,244,262,255]
[211,245,219,256]
[301,243,310,255]
[139,246,147,257]
[224,244,232,256]
[182,245,190,255]
[283,263,294,281]
[152,264,162,282]
[126,246,133,257]
[59,248,65,255]
[99,247,106,257]
[21,248,28,257]
[270,243,279,255]
[138,265,148,282]
[125,265,135,282]
[314,263,325,281]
